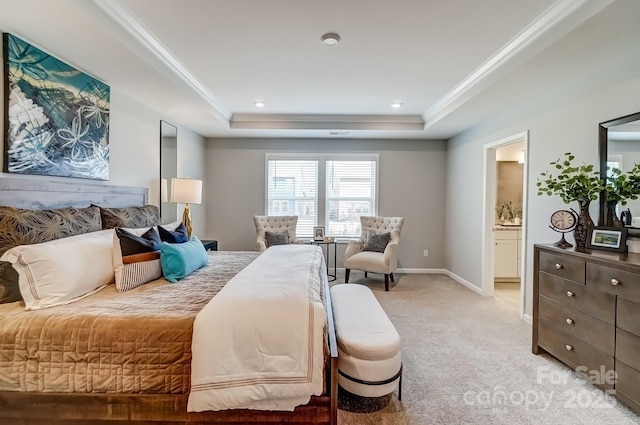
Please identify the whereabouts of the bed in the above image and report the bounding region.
[0,177,338,425]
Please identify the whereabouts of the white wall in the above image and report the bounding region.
[204,138,446,269]
[445,0,640,317]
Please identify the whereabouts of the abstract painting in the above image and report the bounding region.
[3,33,110,180]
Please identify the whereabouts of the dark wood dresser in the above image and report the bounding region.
[533,244,640,412]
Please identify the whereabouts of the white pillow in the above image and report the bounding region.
[0,230,115,310]
[159,220,182,232]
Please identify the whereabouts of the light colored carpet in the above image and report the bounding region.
[333,272,640,425]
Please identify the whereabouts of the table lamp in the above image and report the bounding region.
[170,178,202,237]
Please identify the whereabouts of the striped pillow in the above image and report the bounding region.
[113,227,163,292]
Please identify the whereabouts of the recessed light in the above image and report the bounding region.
[391,101,403,109]
[254,99,265,108]
[321,33,340,46]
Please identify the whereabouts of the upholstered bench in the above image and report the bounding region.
[330,284,402,399]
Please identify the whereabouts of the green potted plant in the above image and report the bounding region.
[604,163,640,227]
[537,152,604,247]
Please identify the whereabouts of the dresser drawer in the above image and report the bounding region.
[617,298,640,337]
[586,263,640,302]
[616,329,640,371]
[539,251,585,283]
[537,320,614,389]
[615,361,640,411]
[539,272,616,324]
[538,297,614,355]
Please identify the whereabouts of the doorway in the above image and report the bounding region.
[481,131,529,321]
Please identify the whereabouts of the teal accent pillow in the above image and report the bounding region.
[160,236,209,283]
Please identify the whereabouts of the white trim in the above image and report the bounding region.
[481,131,529,320]
[443,271,483,295]
[92,0,231,122]
[523,314,533,325]
[423,0,590,127]
[336,268,447,274]
[396,268,448,274]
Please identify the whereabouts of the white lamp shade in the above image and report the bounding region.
[170,178,202,204]
[160,178,168,203]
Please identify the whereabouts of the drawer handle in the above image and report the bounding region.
[555,263,563,270]
[565,344,573,351]
[566,318,574,325]
[567,291,574,297]
[611,278,620,286]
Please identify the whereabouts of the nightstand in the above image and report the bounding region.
[201,239,218,251]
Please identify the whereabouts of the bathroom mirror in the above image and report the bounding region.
[598,111,640,229]
[160,120,178,224]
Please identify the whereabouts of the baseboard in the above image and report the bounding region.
[442,270,483,295]
[396,268,448,274]
[523,314,533,325]
[335,268,447,274]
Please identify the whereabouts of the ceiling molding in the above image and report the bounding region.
[422,0,591,128]
[230,114,425,131]
[92,0,232,123]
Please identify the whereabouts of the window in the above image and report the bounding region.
[266,154,378,238]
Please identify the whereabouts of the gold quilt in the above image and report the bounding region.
[0,251,259,394]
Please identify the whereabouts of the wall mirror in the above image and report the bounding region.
[160,120,177,224]
[598,111,640,230]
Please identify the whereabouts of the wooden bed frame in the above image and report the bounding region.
[0,177,339,425]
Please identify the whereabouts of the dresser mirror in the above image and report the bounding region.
[598,111,640,232]
[160,120,178,224]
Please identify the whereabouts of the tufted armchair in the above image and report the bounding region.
[344,216,404,291]
[253,215,306,252]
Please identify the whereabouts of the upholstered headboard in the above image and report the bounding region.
[0,177,148,209]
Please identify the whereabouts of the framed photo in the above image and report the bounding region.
[313,227,325,241]
[586,226,628,253]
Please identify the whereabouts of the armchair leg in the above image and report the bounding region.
[364,271,368,278]
[384,274,389,291]
[345,269,350,283]
[390,273,395,282]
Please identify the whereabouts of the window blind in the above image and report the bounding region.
[266,159,318,238]
[326,160,377,238]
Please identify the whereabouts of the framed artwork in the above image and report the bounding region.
[313,226,325,241]
[586,226,628,253]
[3,33,110,180]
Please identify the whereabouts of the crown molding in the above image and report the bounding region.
[92,0,231,123]
[422,0,595,128]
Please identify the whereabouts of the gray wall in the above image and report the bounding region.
[204,138,446,270]
[445,0,640,318]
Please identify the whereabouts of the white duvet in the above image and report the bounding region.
[187,244,327,412]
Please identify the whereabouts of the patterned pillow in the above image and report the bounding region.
[0,205,102,257]
[113,227,163,292]
[97,205,160,229]
[0,205,102,304]
[363,232,391,253]
[0,262,20,304]
[265,231,288,248]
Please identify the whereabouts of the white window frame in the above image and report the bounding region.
[265,153,379,239]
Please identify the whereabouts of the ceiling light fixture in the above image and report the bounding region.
[321,33,341,46]
[254,99,265,108]
[391,101,403,109]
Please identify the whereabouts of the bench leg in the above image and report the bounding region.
[384,274,389,291]
[390,273,395,282]
[345,269,350,283]
[364,271,368,278]
[398,366,402,401]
